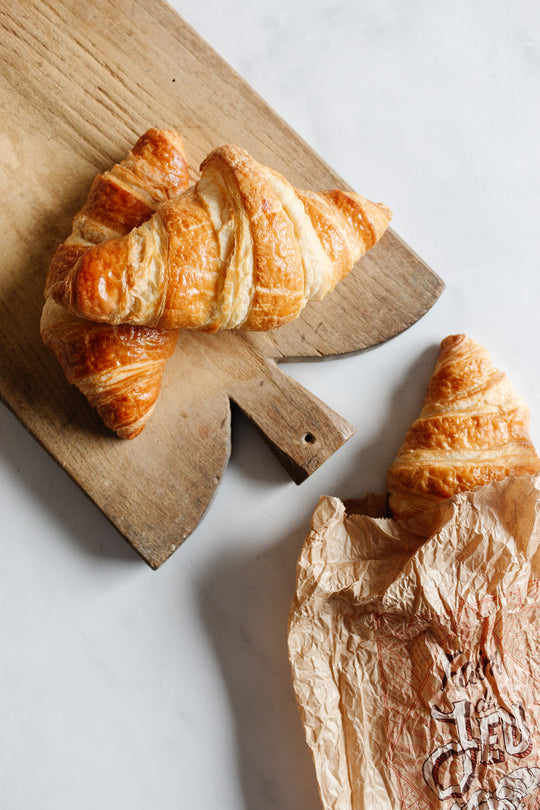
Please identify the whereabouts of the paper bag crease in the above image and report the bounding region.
[288,474,540,809]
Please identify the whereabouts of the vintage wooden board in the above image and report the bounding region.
[0,0,444,567]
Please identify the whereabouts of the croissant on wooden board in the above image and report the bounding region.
[387,334,540,519]
[41,128,191,438]
[47,144,392,332]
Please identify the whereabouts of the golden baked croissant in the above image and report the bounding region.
[41,128,190,438]
[47,145,392,332]
[387,334,540,519]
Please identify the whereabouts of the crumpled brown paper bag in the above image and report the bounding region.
[288,474,540,810]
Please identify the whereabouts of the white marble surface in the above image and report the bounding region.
[2,2,540,807]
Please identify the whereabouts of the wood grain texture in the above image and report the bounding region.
[0,0,444,567]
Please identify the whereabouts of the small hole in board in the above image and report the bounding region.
[303,432,316,444]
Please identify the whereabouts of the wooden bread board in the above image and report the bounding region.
[0,0,444,568]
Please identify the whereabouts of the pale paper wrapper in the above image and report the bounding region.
[288,473,540,810]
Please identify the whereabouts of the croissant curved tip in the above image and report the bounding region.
[440,334,468,350]
[114,420,148,439]
[377,201,393,220]
[372,200,393,240]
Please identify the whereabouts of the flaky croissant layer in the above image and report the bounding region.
[41,128,190,438]
[387,334,540,519]
[48,145,392,332]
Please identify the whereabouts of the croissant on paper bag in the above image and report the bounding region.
[387,333,540,519]
[41,128,191,438]
[47,144,392,332]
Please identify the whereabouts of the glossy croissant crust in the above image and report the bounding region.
[41,128,190,438]
[47,145,392,332]
[387,334,540,519]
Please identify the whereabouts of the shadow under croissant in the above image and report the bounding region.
[329,342,441,503]
[196,519,321,810]
[0,403,138,564]
[0,183,141,562]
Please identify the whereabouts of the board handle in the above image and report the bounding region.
[229,357,355,483]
